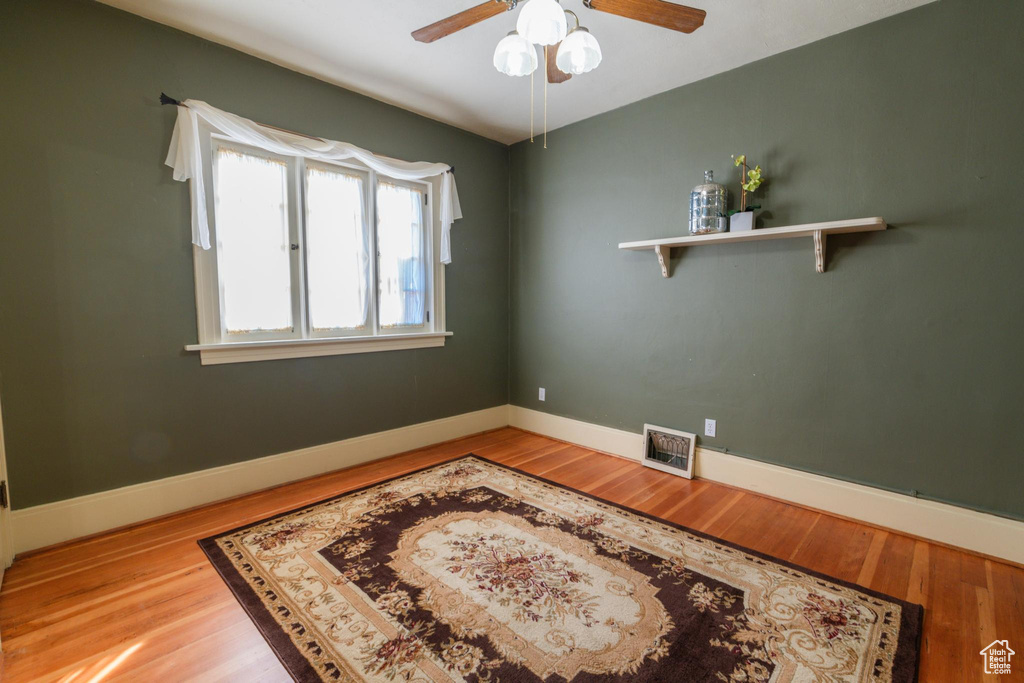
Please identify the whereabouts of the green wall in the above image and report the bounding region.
[510,0,1024,519]
[0,0,510,509]
[2,0,1021,520]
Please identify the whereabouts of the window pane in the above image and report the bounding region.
[214,148,292,335]
[377,182,426,328]
[305,167,369,332]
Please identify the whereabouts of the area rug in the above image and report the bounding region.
[199,455,922,682]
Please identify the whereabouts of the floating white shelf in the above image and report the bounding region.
[618,217,887,277]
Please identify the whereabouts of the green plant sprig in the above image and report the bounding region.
[731,154,766,212]
[732,154,765,193]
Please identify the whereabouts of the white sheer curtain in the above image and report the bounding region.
[214,149,293,334]
[305,167,369,331]
[165,99,463,263]
[377,182,426,328]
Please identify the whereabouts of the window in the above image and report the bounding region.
[215,148,295,338]
[377,181,427,329]
[187,136,448,365]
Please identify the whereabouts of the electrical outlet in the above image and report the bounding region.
[538,387,546,401]
[704,418,717,438]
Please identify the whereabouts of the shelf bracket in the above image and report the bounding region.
[655,245,671,278]
[813,230,826,273]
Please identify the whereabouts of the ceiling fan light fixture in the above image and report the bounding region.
[516,0,567,46]
[555,26,602,74]
[493,31,538,77]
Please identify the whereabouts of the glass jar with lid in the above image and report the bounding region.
[689,170,729,235]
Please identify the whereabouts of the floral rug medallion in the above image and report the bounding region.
[390,510,671,679]
[200,456,922,682]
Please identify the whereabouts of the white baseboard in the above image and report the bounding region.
[10,405,508,555]
[508,406,1024,565]
[508,405,643,459]
[12,404,1023,566]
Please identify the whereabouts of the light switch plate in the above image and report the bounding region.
[704,418,717,438]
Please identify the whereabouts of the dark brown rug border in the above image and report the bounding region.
[200,533,322,682]
[199,452,923,682]
[199,454,514,682]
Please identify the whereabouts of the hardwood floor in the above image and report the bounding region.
[0,427,1021,681]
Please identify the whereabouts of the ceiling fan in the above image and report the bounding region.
[412,0,706,83]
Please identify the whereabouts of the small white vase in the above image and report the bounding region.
[730,211,756,232]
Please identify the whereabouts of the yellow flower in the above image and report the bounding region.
[742,166,764,193]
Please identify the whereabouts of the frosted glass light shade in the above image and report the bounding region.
[493,32,538,77]
[555,27,602,74]
[516,0,567,46]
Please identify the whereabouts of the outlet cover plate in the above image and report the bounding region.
[538,388,546,401]
[704,418,716,438]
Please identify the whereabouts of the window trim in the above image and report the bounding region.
[187,124,449,365]
[185,331,453,365]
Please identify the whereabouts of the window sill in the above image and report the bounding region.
[185,331,452,365]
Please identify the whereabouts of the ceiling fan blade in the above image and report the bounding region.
[546,43,572,84]
[585,0,705,33]
[412,2,509,43]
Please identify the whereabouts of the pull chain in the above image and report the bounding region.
[530,64,534,143]
[543,46,548,149]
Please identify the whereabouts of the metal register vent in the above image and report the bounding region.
[642,423,696,479]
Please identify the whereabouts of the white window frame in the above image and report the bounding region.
[186,125,450,365]
[373,175,434,337]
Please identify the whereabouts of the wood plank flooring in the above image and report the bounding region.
[0,428,1021,681]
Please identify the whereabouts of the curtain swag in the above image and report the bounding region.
[164,99,463,263]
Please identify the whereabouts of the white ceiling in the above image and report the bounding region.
[99,0,935,144]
